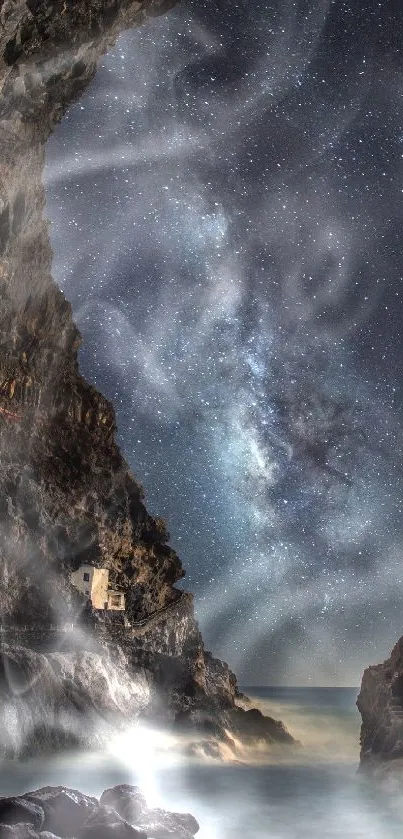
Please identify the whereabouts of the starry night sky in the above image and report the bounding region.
[45,0,403,685]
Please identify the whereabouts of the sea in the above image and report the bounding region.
[1,687,403,839]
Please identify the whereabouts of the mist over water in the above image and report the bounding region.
[246,686,361,763]
[1,688,403,838]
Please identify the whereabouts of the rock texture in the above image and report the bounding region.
[0,0,295,758]
[0,643,154,757]
[0,784,199,839]
[357,636,403,773]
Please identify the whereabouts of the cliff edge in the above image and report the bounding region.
[357,637,403,784]
[0,0,295,758]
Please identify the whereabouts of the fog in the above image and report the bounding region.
[1,690,403,838]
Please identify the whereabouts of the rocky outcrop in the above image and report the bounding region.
[0,0,205,720]
[0,0,295,759]
[357,636,403,772]
[0,0,184,633]
[0,0,177,125]
[0,784,200,839]
[0,643,153,757]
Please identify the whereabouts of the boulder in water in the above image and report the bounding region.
[136,807,200,838]
[0,782,197,839]
[99,785,199,838]
[24,787,98,837]
[100,786,147,822]
[79,804,146,839]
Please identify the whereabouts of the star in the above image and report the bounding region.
[45,0,403,686]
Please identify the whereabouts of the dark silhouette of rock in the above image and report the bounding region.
[79,805,146,839]
[226,706,295,744]
[174,704,295,755]
[0,787,196,839]
[136,808,199,839]
[0,800,43,831]
[100,787,147,823]
[24,788,98,838]
[99,787,199,839]
[357,636,403,775]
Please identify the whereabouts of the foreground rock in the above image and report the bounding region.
[0,0,295,756]
[175,704,295,760]
[100,786,148,823]
[0,785,198,839]
[357,635,403,773]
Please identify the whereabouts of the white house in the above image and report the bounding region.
[70,564,125,611]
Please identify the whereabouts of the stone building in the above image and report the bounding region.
[70,565,125,611]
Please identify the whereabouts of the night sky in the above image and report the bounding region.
[44,0,403,685]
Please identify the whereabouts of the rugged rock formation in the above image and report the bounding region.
[0,642,154,757]
[0,0,295,758]
[357,636,403,775]
[0,783,200,838]
[0,0,181,630]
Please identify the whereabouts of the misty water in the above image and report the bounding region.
[1,688,403,838]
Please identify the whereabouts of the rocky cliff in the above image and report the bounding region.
[357,637,403,778]
[0,0,295,758]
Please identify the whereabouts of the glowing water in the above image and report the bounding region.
[1,688,403,838]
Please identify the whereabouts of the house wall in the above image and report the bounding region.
[91,568,110,609]
[70,565,109,609]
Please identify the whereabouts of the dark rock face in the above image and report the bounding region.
[357,636,403,771]
[0,800,43,831]
[79,804,146,839]
[174,704,295,760]
[0,826,39,839]
[136,808,199,839]
[24,787,99,837]
[0,643,153,756]
[0,0,295,757]
[80,822,146,839]
[0,786,198,839]
[225,705,294,744]
[0,0,178,127]
[100,787,147,823]
[98,788,199,839]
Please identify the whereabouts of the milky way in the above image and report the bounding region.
[44,0,403,684]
